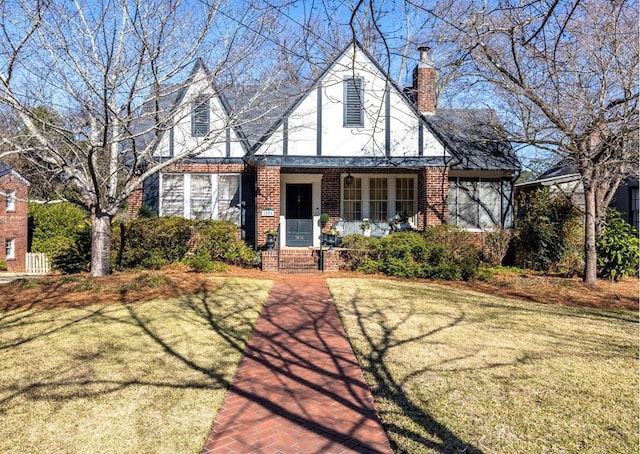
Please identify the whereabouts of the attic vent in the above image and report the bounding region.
[191,95,210,137]
[343,77,364,128]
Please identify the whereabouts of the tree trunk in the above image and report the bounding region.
[91,211,113,277]
[583,185,598,285]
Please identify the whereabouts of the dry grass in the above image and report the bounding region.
[0,277,271,454]
[328,278,639,454]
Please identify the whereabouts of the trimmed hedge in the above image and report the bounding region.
[341,225,481,281]
[114,217,257,271]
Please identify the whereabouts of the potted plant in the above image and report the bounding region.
[264,229,278,251]
[360,219,371,235]
[323,227,340,251]
[319,212,330,225]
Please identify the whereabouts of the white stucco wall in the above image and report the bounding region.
[154,68,245,159]
[255,46,447,159]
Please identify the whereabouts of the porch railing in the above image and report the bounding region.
[333,220,390,237]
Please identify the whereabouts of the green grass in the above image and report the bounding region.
[328,278,639,454]
[0,277,271,453]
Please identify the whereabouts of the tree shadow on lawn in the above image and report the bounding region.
[342,288,488,453]
[0,279,262,414]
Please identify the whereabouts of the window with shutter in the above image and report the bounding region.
[343,77,364,127]
[191,96,210,137]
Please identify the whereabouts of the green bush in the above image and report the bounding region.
[29,202,88,257]
[115,217,193,269]
[0,260,7,271]
[597,209,640,281]
[183,248,229,273]
[341,228,481,281]
[115,217,256,270]
[52,242,90,274]
[514,189,582,272]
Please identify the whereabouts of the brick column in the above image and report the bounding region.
[126,177,143,219]
[418,166,448,229]
[256,165,281,246]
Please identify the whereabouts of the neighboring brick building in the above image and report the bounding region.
[0,162,30,272]
[130,41,520,271]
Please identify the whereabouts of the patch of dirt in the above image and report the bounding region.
[1,266,637,312]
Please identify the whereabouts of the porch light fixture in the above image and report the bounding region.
[344,173,354,186]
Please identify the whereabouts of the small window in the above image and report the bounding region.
[5,190,15,211]
[343,177,362,221]
[369,178,388,221]
[161,174,184,216]
[395,178,415,218]
[191,96,210,137]
[5,238,15,259]
[344,77,364,127]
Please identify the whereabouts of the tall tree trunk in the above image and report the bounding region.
[91,211,113,277]
[583,185,598,285]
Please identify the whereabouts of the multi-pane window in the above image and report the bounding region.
[218,175,241,225]
[369,178,388,221]
[190,174,213,220]
[341,175,416,223]
[344,77,364,127]
[160,173,241,226]
[161,174,184,216]
[191,96,210,137]
[343,177,362,221]
[449,178,510,230]
[5,238,15,259]
[5,190,15,211]
[395,178,415,218]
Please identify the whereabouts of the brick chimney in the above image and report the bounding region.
[413,46,436,115]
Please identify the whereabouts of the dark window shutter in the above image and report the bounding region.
[191,96,210,137]
[344,78,364,127]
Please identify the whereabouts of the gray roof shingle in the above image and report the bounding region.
[425,109,520,171]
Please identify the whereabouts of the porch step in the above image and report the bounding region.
[277,248,320,274]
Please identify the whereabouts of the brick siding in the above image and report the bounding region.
[0,173,29,272]
[256,165,281,246]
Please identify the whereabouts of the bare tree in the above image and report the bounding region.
[0,0,275,276]
[420,0,639,284]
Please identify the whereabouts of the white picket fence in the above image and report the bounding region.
[26,252,50,274]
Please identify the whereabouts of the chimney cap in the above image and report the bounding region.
[417,45,434,68]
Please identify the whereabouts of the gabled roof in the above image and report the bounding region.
[244,40,452,155]
[426,109,520,171]
[0,161,30,185]
[133,58,249,155]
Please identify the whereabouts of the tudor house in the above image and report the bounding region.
[128,42,520,270]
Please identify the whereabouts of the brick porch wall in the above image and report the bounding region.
[0,174,29,272]
[256,165,281,246]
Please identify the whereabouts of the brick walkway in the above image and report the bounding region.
[202,276,393,454]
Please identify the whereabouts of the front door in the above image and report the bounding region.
[286,184,313,247]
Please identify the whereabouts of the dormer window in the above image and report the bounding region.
[191,96,210,137]
[343,77,364,127]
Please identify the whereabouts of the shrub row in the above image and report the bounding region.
[341,225,481,281]
[113,217,257,271]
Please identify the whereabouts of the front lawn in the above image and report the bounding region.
[0,277,271,453]
[328,278,639,453]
